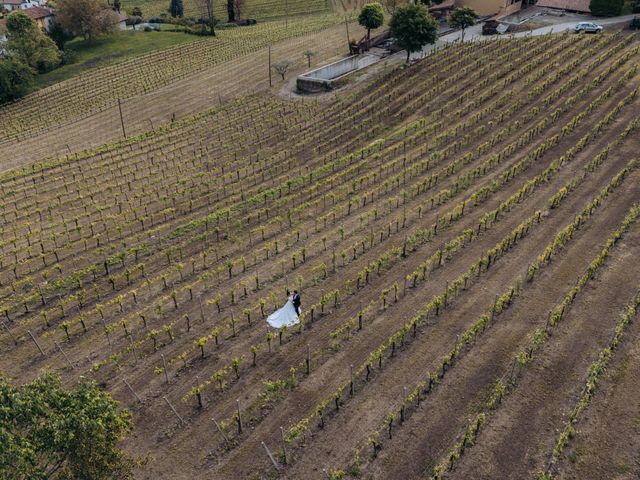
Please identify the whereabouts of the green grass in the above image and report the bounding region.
[35,29,200,89]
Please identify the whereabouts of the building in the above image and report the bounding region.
[0,0,40,11]
[22,6,55,31]
[535,0,590,13]
[429,0,524,18]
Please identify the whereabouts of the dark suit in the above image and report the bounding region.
[292,293,301,314]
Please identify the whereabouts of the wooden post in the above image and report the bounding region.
[27,330,45,356]
[1,320,17,345]
[163,396,186,425]
[55,341,74,369]
[123,377,142,403]
[212,417,230,444]
[262,441,280,470]
[305,344,311,374]
[236,399,242,434]
[280,426,287,464]
[162,354,169,384]
[349,364,354,396]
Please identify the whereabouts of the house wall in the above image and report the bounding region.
[457,0,522,16]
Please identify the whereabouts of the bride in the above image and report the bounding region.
[267,291,300,328]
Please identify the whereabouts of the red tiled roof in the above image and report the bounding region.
[22,6,55,19]
[536,0,590,12]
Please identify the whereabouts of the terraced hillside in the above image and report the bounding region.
[1,31,639,480]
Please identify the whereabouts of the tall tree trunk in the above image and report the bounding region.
[227,0,235,22]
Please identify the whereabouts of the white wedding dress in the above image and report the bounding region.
[267,299,300,328]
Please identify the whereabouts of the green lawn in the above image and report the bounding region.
[35,29,200,88]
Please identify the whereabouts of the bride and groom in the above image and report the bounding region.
[267,290,301,328]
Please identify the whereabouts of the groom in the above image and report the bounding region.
[292,290,301,315]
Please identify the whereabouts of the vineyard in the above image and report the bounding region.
[0,13,343,147]
[120,0,332,23]
[1,30,640,480]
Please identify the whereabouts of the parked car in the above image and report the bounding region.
[574,22,603,33]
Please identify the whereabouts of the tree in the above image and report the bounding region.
[195,0,216,35]
[234,0,245,20]
[57,0,120,41]
[5,11,60,73]
[0,58,35,103]
[227,0,235,22]
[272,60,291,81]
[0,373,137,479]
[169,0,183,17]
[47,20,75,50]
[131,6,142,16]
[389,3,438,63]
[449,6,477,42]
[358,2,385,40]
[303,49,315,68]
[589,0,623,16]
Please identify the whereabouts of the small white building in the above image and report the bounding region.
[0,0,42,11]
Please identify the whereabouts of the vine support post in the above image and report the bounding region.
[236,399,243,434]
[162,354,169,385]
[55,341,74,369]
[262,441,280,470]
[163,396,186,425]
[1,320,17,345]
[123,377,142,403]
[349,364,354,396]
[280,426,288,465]
[212,417,229,445]
[27,330,45,356]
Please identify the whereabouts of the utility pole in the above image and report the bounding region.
[345,16,351,44]
[117,98,127,139]
[268,46,272,87]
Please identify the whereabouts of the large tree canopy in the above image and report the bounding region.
[56,0,120,41]
[0,58,35,103]
[389,3,438,63]
[5,11,60,73]
[0,373,136,480]
[358,2,385,40]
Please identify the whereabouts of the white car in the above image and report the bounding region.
[575,22,604,33]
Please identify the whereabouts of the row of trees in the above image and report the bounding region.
[358,2,478,62]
